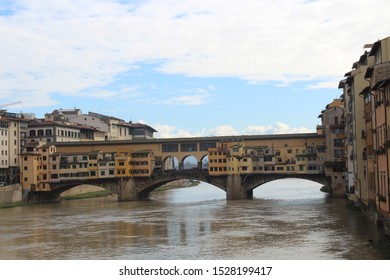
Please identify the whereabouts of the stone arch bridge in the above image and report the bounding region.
[28,171,331,202]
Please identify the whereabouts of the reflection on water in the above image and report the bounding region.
[0,179,389,260]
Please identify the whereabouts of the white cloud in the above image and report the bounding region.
[245,123,313,135]
[1,0,389,108]
[154,122,313,138]
[141,87,214,106]
[306,80,339,90]
[207,125,239,136]
[154,123,203,138]
[163,88,214,106]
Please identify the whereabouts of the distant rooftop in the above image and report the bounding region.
[52,108,82,116]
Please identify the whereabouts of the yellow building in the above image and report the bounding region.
[20,151,41,191]
[20,145,56,191]
[208,142,229,175]
[130,150,155,177]
[115,148,133,177]
[341,50,374,204]
[114,148,156,177]
[208,140,325,177]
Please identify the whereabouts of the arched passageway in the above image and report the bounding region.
[182,155,198,170]
[163,156,179,170]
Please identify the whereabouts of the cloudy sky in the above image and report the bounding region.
[1,0,389,138]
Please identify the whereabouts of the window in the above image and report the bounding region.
[162,143,179,152]
[200,142,216,151]
[334,149,344,157]
[181,143,197,152]
[334,139,343,147]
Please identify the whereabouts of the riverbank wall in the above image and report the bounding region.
[0,184,22,204]
[356,199,390,236]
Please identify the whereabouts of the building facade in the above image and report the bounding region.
[340,37,390,229]
[363,37,390,219]
[0,111,28,184]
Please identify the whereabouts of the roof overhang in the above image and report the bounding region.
[371,79,390,91]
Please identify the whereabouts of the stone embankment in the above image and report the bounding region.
[0,184,22,204]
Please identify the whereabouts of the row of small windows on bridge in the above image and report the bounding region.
[24,167,146,182]
[23,169,119,182]
[116,169,150,175]
[117,161,149,166]
[29,129,80,138]
[209,165,322,172]
[162,143,216,153]
[210,157,324,164]
[209,148,325,156]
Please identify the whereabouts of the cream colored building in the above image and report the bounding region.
[318,99,346,195]
[28,120,106,143]
[0,111,28,184]
[0,119,8,183]
[340,52,373,204]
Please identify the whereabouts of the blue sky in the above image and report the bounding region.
[1,0,390,137]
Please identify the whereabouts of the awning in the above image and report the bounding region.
[369,40,381,56]
[371,79,390,91]
[364,66,374,79]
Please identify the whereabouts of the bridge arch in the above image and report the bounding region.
[200,154,209,170]
[163,155,179,170]
[241,173,331,195]
[137,177,226,199]
[182,155,198,170]
[250,178,327,201]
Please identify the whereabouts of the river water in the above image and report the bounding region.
[0,179,389,260]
